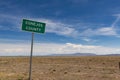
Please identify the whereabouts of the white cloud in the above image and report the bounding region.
[34,18,119,38]
[60,43,120,54]
[36,19,79,37]
[0,14,119,38]
[0,43,30,56]
[82,38,91,42]
[0,14,21,31]
[81,27,117,37]
[79,14,120,37]
[111,14,120,27]
[0,41,120,56]
[82,37,97,42]
[97,27,117,35]
[0,14,79,37]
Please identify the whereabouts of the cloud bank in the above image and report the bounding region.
[0,41,120,56]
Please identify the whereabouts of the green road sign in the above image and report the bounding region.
[22,19,46,33]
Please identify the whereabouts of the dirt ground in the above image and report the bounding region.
[0,56,120,80]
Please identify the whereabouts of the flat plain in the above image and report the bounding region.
[0,56,120,80]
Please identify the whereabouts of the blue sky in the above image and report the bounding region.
[1,0,120,56]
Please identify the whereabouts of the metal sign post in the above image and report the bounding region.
[22,19,46,80]
[29,32,34,80]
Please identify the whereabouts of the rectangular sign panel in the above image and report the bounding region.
[22,19,46,33]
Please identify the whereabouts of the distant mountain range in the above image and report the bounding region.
[50,53,97,56]
[1,53,120,57]
[104,54,120,56]
[49,53,120,56]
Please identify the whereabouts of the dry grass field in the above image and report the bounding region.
[0,56,120,80]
